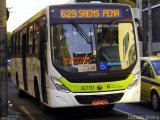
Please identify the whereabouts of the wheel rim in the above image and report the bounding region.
[152,94,158,110]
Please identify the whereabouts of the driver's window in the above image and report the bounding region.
[141,60,154,78]
[141,61,147,76]
[147,64,154,78]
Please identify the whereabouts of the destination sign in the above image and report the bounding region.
[60,9,121,18]
[51,7,127,19]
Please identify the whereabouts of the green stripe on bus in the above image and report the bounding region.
[60,74,134,93]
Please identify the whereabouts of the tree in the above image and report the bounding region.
[117,0,136,8]
[7,32,11,58]
[143,0,160,8]
[75,0,136,7]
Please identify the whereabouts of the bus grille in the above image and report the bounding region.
[75,93,124,104]
[65,74,129,83]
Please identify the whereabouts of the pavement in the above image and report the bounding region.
[0,100,29,120]
[0,79,29,120]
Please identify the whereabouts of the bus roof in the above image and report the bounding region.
[12,7,48,34]
[12,2,131,34]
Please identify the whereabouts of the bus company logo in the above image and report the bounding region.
[97,85,102,90]
[107,84,110,89]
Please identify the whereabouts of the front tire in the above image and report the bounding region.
[34,79,50,113]
[40,103,51,113]
[151,92,160,111]
[16,73,26,98]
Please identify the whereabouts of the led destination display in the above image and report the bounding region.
[51,6,132,20]
[60,9,121,18]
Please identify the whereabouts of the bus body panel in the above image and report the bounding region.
[26,57,41,97]
[11,3,140,108]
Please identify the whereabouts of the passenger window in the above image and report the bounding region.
[16,34,19,55]
[14,36,17,55]
[141,61,147,76]
[33,21,40,54]
[141,60,154,78]
[19,33,22,54]
[28,25,34,54]
[20,32,23,55]
[147,64,154,78]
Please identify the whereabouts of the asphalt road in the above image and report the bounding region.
[7,79,160,120]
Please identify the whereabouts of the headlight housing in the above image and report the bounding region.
[128,71,140,89]
[51,76,70,93]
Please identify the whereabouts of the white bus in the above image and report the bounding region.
[10,2,141,112]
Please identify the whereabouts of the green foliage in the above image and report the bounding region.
[117,0,136,8]
[7,32,11,47]
[7,32,11,58]
[143,0,160,8]
[75,0,136,7]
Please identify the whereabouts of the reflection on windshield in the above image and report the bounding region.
[51,23,136,73]
[152,61,160,75]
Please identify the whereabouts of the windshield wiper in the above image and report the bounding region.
[71,21,94,63]
[71,21,92,44]
[102,20,117,45]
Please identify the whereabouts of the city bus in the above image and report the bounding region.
[10,2,141,111]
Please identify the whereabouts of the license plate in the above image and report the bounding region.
[91,99,108,106]
[78,64,97,72]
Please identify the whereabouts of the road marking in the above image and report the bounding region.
[114,108,146,120]
[20,106,36,120]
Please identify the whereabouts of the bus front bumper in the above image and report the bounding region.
[45,86,140,108]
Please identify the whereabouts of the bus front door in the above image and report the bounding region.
[39,24,48,103]
[22,33,28,91]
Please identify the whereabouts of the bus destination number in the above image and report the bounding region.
[81,85,94,91]
[60,9,120,18]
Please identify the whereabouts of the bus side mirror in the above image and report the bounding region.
[137,26,144,41]
[134,18,144,41]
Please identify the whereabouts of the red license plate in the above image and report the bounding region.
[91,99,108,106]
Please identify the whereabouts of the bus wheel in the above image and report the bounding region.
[34,79,50,113]
[16,73,25,98]
[34,79,40,102]
[151,92,160,111]
[40,103,51,113]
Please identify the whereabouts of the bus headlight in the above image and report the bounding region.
[128,72,140,89]
[51,76,70,93]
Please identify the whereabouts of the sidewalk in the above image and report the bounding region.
[0,101,29,120]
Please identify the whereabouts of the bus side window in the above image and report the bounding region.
[17,33,20,55]
[19,33,22,55]
[16,34,19,55]
[33,21,40,54]
[20,32,23,55]
[28,25,34,54]
[14,36,17,55]
[12,36,15,55]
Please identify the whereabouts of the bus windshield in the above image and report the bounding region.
[152,61,160,75]
[51,22,137,73]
